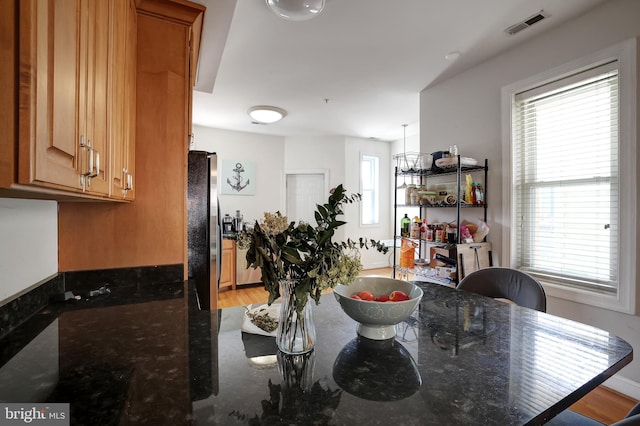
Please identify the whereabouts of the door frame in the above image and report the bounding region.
[282,169,330,216]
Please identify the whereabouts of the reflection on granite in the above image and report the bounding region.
[45,363,132,426]
[333,336,421,401]
[0,265,184,341]
[0,279,633,425]
[0,275,63,339]
[62,264,183,294]
[230,351,343,425]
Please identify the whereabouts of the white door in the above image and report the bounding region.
[286,173,325,223]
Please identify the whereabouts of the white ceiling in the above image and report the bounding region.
[191,0,607,141]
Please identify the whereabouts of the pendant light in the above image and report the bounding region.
[397,124,409,189]
[266,0,325,21]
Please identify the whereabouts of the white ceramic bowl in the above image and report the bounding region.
[333,277,423,340]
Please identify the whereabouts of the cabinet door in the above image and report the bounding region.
[109,0,136,200]
[220,240,236,289]
[81,0,110,195]
[19,0,83,190]
[122,0,136,200]
[18,0,112,196]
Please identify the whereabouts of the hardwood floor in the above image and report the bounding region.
[217,267,395,309]
[217,267,638,423]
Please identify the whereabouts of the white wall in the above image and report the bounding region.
[193,127,395,269]
[0,198,58,305]
[420,0,640,393]
[192,126,285,225]
[284,135,347,240]
[344,137,392,268]
[284,135,346,188]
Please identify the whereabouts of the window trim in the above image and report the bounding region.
[501,38,637,314]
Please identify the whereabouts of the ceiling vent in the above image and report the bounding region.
[505,10,548,35]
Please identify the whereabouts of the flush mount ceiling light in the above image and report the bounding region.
[266,0,325,21]
[248,106,287,124]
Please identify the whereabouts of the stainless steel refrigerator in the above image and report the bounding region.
[187,150,221,311]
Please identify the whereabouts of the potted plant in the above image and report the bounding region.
[237,185,388,354]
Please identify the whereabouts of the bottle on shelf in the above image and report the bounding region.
[434,224,444,243]
[474,182,484,205]
[471,183,477,205]
[425,225,434,242]
[400,214,411,237]
[410,216,421,239]
[420,221,429,240]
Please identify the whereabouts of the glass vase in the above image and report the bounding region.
[277,350,315,393]
[277,279,316,354]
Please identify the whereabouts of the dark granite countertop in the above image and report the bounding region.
[0,280,632,425]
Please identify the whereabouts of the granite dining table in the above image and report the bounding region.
[0,278,633,425]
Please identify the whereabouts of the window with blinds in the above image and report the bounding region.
[512,61,619,292]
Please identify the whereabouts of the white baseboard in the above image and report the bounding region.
[603,375,640,400]
[361,262,389,270]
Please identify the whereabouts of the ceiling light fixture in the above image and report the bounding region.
[266,0,325,21]
[247,105,287,124]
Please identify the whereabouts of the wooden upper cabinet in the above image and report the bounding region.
[1,0,136,200]
[109,0,137,200]
[81,0,110,196]
[18,0,84,192]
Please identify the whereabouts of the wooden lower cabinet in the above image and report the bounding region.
[220,239,236,290]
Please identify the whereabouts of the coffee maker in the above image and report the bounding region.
[222,214,234,235]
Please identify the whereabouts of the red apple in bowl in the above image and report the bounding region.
[357,290,375,301]
[375,294,389,302]
[389,290,410,302]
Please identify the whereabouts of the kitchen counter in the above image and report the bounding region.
[0,279,632,425]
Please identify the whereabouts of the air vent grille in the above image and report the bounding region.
[505,10,547,35]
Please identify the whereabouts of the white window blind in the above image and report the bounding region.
[512,61,619,292]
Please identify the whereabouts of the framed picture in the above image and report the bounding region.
[221,160,256,195]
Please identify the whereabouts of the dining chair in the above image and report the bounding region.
[456,267,547,312]
[547,401,640,425]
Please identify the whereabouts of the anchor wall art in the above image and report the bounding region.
[221,160,256,195]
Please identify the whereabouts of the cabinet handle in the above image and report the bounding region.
[79,135,90,188]
[80,137,93,177]
[122,168,133,198]
[79,138,100,187]
[88,149,99,179]
[88,142,94,176]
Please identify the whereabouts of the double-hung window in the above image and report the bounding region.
[503,39,637,313]
[514,62,619,291]
[361,154,380,225]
